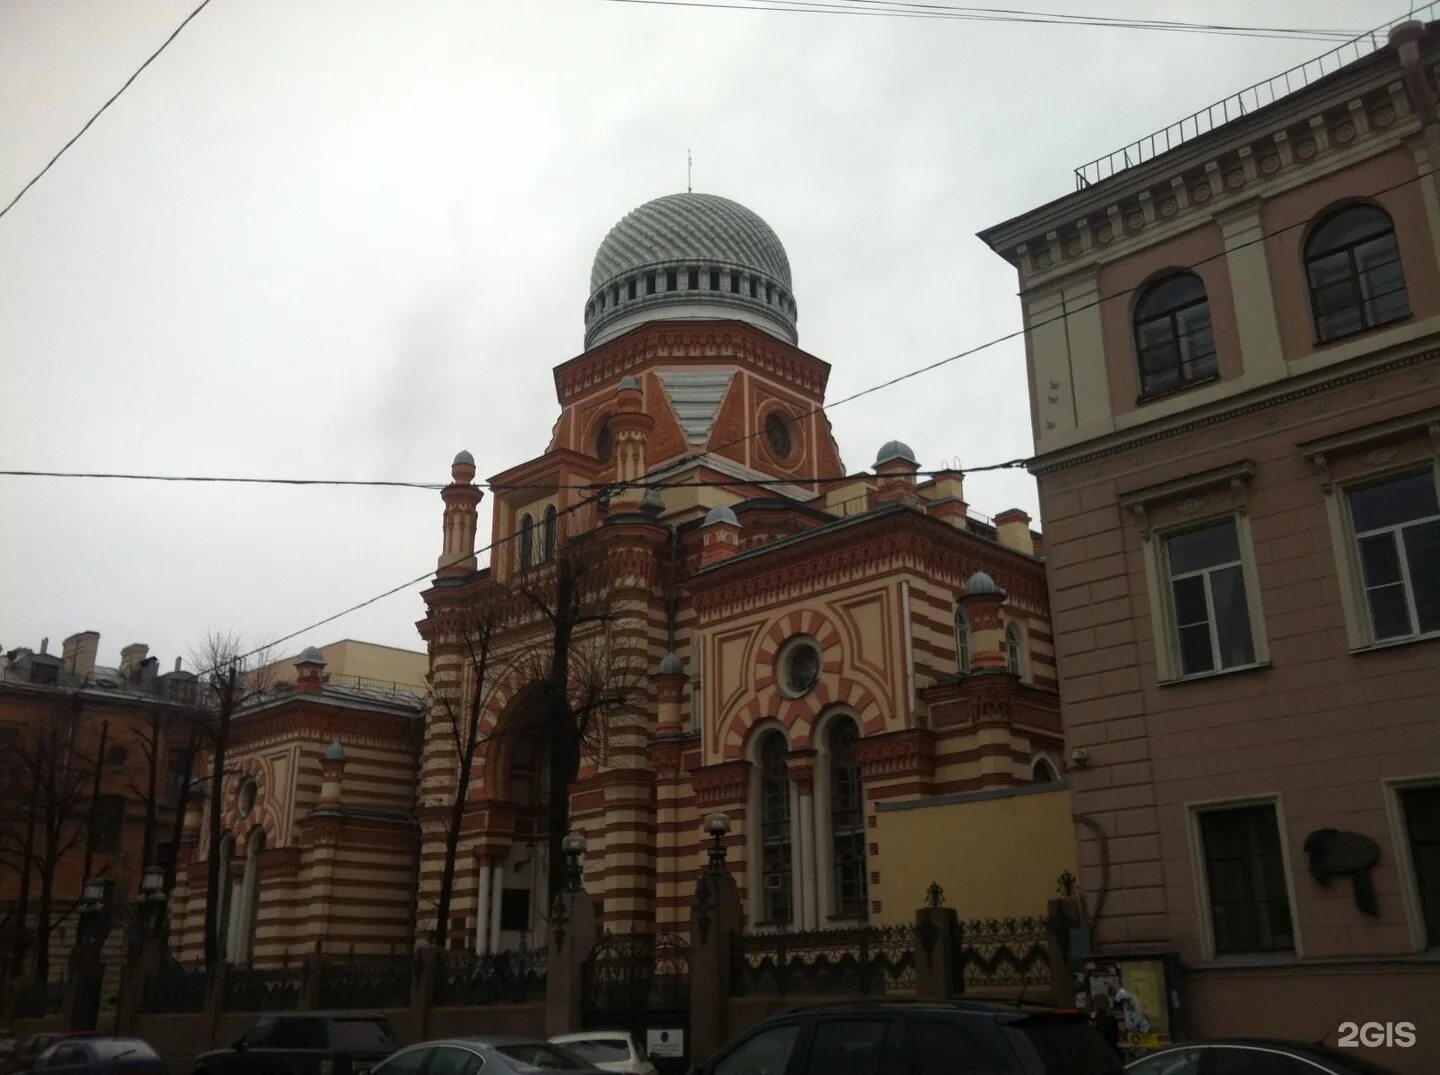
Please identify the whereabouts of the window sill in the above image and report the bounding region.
[1349,630,1440,656]
[1135,373,1221,406]
[1158,660,1271,687]
[1201,951,1298,969]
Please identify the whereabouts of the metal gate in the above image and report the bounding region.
[582,932,690,1075]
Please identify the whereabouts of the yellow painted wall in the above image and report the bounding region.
[872,785,1076,924]
[260,640,429,689]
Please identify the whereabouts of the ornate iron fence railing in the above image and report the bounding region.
[959,917,1052,991]
[141,966,208,1014]
[222,964,304,1012]
[317,954,415,1010]
[731,924,916,997]
[435,948,546,1007]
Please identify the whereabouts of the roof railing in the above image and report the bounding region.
[1072,2,1438,190]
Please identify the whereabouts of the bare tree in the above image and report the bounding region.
[429,611,498,949]
[513,535,648,901]
[187,630,274,969]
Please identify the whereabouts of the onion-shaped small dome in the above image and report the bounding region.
[296,646,327,665]
[658,652,684,675]
[704,504,739,527]
[618,375,641,391]
[875,440,917,466]
[453,449,475,466]
[965,571,1001,595]
[323,740,346,763]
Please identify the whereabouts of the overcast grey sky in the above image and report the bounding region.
[0,0,1400,671]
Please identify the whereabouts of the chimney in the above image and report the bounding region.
[62,631,100,682]
[294,647,327,694]
[119,643,149,683]
[995,509,1035,556]
[174,657,183,673]
[40,637,49,655]
[926,469,968,530]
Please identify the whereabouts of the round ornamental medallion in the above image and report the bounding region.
[1191,186,1211,204]
[1334,123,1356,144]
[1260,156,1281,175]
[1295,139,1317,160]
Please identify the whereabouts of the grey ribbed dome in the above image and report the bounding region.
[296,646,326,665]
[453,449,474,466]
[704,504,739,527]
[876,440,917,466]
[965,571,1001,595]
[585,193,798,349]
[324,740,346,763]
[658,652,684,675]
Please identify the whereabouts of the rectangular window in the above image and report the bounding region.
[709,270,720,290]
[1348,470,1440,642]
[1165,519,1256,676]
[163,747,191,806]
[690,646,704,734]
[665,270,677,291]
[729,273,740,294]
[92,794,126,853]
[687,268,699,289]
[627,277,637,300]
[499,888,530,932]
[1400,785,1440,947]
[645,272,656,295]
[1198,804,1294,954]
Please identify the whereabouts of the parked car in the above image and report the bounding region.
[0,1035,105,1075]
[191,1014,398,1075]
[27,1038,166,1075]
[371,1038,603,1075]
[693,999,1124,1075]
[1126,1039,1401,1074]
[550,1032,656,1075]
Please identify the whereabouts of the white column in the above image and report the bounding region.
[489,866,504,953]
[798,791,818,930]
[475,861,493,955]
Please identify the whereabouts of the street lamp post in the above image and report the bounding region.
[138,867,169,939]
[704,812,731,876]
[561,832,586,893]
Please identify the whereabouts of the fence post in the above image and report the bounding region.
[1045,897,1082,1007]
[690,869,741,1067]
[204,964,229,1050]
[301,952,324,1011]
[913,904,959,1000]
[858,927,871,996]
[114,938,161,1035]
[545,888,599,1038]
[411,948,438,1041]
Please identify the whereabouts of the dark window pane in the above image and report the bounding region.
[500,888,530,932]
[1364,582,1412,641]
[1210,565,1255,668]
[1403,520,1440,633]
[714,1024,800,1075]
[1135,273,1206,317]
[1358,532,1404,586]
[1167,520,1240,575]
[760,733,793,924]
[329,1019,397,1052]
[428,1048,481,1075]
[1307,206,1407,340]
[1177,624,1215,676]
[375,1050,432,1075]
[1402,786,1440,946]
[907,1020,983,1074]
[1200,806,1293,954]
[1309,204,1392,253]
[804,1020,891,1075]
[1350,472,1440,532]
[1172,575,1209,626]
[494,1044,590,1071]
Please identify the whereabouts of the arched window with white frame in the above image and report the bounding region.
[519,514,535,570]
[756,730,794,926]
[1005,622,1026,678]
[954,606,971,673]
[1032,754,1059,784]
[826,717,867,920]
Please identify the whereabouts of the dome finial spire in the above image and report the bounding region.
[687,147,693,194]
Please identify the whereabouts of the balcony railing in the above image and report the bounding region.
[1073,2,1438,190]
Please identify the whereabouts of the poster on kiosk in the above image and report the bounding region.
[1081,952,1185,1058]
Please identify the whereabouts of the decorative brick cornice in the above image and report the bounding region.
[691,759,751,806]
[854,728,936,781]
[552,323,832,403]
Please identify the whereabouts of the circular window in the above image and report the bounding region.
[778,638,822,697]
[764,412,793,460]
[595,417,614,463]
[238,778,258,816]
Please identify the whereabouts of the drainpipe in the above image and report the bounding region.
[666,525,679,653]
[900,580,916,726]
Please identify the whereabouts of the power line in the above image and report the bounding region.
[0,0,217,222]
[601,0,1361,41]
[60,164,1440,676]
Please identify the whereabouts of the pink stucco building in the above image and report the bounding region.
[981,17,1440,1073]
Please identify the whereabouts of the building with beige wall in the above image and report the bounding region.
[255,639,428,692]
[980,16,1440,1072]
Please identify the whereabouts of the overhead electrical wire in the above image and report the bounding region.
[600,0,1363,42]
[0,0,217,222]
[153,164,1435,677]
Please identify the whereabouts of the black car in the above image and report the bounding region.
[192,1014,398,1075]
[1126,1039,1401,1074]
[692,999,1125,1075]
[28,1038,166,1075]
[0,1035,107,1075]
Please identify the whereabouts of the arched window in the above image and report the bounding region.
[1032,756,1059,784]
[595,417,614,463]
[954,607,971,673]
[543,505,558,561]
[1133,272,1217,398]
[215,834,235,953]
[519,514,534,570]
[827,718,867,919]
[507,722,550,810]
[235,829,266,964]
[1006,623,1025,678]
[1306,203,1408,342]
[758,732,793,925]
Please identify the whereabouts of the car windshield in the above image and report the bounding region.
[329,1020,397,1052]
[558,1038,631,1063]
[493,1043,591,1070]
[91,1041,156,1061]
[1009,1015,1124,1075]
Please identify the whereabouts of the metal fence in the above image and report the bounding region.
[223,964,304,1012]
[317,954,415,1011]
[435,949,547,1007]
[959,917,1052,991]
[731,924,917,997]
[1073,2,1439,189]
[141,966,208,1014]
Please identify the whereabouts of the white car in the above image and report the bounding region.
[549,1032,657,1075]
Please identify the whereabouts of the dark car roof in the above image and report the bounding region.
[774,999,1079,1022]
